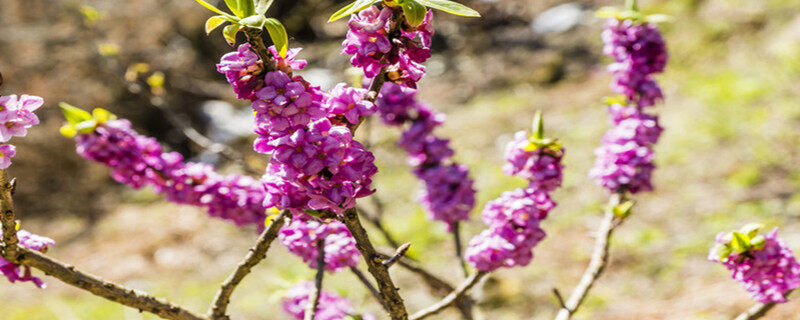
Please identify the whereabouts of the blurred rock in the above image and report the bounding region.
[531,3,586,34]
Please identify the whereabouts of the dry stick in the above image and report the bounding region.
[733,290,795,320]
[350,266,388,312]
[305,238,327,320]
[554,193,624,320]
[452,222,469,278]
[208,210,290,320]
[409,271,487,320]
[342,208,409,320]
[0,171,205,320]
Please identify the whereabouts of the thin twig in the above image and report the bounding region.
[357,205,402,250]
[350,266,387,312]
[0,171,205,320]
[208,210,290,319]
[452,222,469,278]
[552,288,567,310]
[733,290,795,320]
[554,193,624,320]
[305,238,326,320]
[409,271,487,320]
[342,208,409,320]
[383,242,411,268]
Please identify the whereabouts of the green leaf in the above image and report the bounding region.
[645,13,673,24]
[402,0,427,27]
[59,102,93,126]
[194,0,227,16]
[255,0,274,15]
[74,119,98,134]
[532,110,544,140]
[713,244,733,262]
[415,0,480,17]
[612,200,635,218]
[750,235,766,250]
[92,108,117,124]
[222,24,241,46]
[328,0,378,22]
[739,223,764,239]
[264,18,288,58]
[206,16,229,34]
[731,232,751,253]
[59,124,77,138]
[238,0,256,17]
[240,15,266,29]
[224,0,243,17]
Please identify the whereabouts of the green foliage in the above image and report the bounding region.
[415,0,479,17]
[59,103,117,137]
[401,0,427,27]
[195,0,286,56]
[328,0,479,23]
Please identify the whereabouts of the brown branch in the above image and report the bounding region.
[342,208,409,320]
[409,271,487,320]
[207,210,290,319]
[452,222,469,278]
[383,242,411,268]
[733,290,795,320]
[305,238,326,320]
[0,171,205,320]
[554,193,625,320]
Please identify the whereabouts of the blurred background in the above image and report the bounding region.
[2,0,800,319]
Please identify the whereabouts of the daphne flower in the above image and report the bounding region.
[0,229,55,288]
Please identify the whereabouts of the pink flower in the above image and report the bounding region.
[0,144,16,169]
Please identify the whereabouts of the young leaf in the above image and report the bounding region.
[713,244,733,262]
[731,232,751,253]
[92,108,117,124]
[206,16,229,34]
[415,0,480,17]
[328,0,378,22]
[264,18,288,58]
[59,125,77,138]
[194,0,227,16]
[59,102,93,125]
[532,110,544,140]
[739,223,764,239]
[750,235,766,250]
[224,0,243,17]
[222,24,241,46]
[612,200,635,218]
[74,119,98,134]
[402,0,427,27]
[256,0,275,15]
[238,0,256,17]
[240,15,267,29]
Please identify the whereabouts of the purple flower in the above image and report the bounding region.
[282,281,370,320]
[375,82,418,125]
[401,10,434,47]
[325,83,376,125]
[710,228,800,303]
[0,229,55,288]
[279,215,360,272]
[74,119,268,227]
[602,19,668,107]
[503,131,564,192]
[342,6,393,78]
[416,164,475,229]
[0,94,42,142]
[0,144,16,169]
[465,188,551,272]
[217,44,262,100]
[269,45,308,71]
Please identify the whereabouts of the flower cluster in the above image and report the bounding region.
[466,119,563,272]
[279,215,360,272]
[0,229,55,288]
[74,118,267,226]
[282,281,375,320]
[591,17,667,194]
[218,45,378,216]
[342,6,433,87]
[602,19,667,108]
[375,82,476,229]
[710,227,800,303]
[0,95,43,169]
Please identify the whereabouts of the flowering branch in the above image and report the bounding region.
[304,238,326,320]
[409,271,487,320]
[554,193,625,320]
[0,171,205,320]
[342,208,409,320]
[207,209,290,319]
